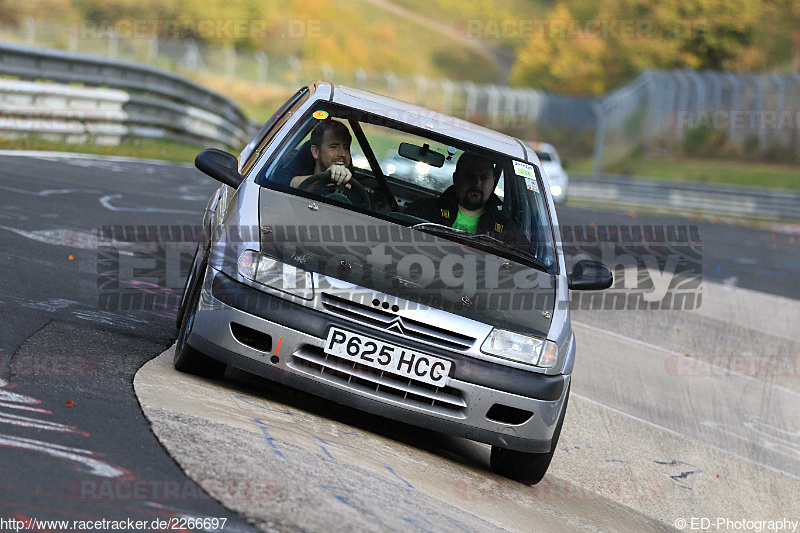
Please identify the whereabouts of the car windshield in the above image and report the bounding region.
[534,150,553,162]
[255,103,557,272]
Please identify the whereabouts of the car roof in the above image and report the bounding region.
[306,81,532,162]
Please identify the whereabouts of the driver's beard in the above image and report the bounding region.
[460,192,486,211]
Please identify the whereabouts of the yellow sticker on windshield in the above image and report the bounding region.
[313,110,329,120]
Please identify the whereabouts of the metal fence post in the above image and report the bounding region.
[67,25,78,53]
[592,101,607,174]
[414,74,428,105]
[750,73,767,154]
[464,81,478,121]
[255,52,268,85]
[147,38,159,64]
[725,73,742,148]
[384,72,398,96]
[353,67,367,88]
[440,79,454,115]
[486,85,500,126]
[180,40,202,72]
[770,73,786,151]
[793,75,800,157]
[642,70,659,148]
[224,46,237,79]
[321,63,334,82]
[288,57,302,85]
[501,87,516,128]
[107,30,118,58]
[674,71,690,143]
[24,17,35,46]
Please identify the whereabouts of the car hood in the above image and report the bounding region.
[259,190,556,336]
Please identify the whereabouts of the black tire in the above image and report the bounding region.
[175,245,201,329]
[174,272,227,379]
[490,387,570,485]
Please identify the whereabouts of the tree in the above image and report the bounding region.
[511,0,768,95]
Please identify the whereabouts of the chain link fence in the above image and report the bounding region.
[2,18,798,168]
[596,70,800,171]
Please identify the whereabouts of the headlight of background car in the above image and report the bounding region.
[550,185,563,198]
[238,250,313,300]
[481,329,559,368]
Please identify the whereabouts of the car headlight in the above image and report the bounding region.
[238,250,313,299]
[550,185,563,197]
[481,329,559,368]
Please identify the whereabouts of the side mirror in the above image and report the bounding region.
[561,159,568,169]
[568,260,613,290]
[195,149,243,188]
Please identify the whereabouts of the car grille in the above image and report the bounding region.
[289,345,467,416]
[320,293,475,352]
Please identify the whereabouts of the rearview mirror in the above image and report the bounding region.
[195,149,243,188]
[568,260,613,290]
[398,142,445,168]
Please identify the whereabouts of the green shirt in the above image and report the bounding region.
[452,209,480,234]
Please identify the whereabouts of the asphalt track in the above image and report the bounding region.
[1,152,798,532]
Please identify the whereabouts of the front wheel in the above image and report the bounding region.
[490,388,569,485]
[174,273,227,379]
[175,245,201,328]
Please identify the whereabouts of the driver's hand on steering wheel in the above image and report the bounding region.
[327,162,352,189]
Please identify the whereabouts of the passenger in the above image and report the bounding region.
[288,118,355,190]
[405,152,508,237]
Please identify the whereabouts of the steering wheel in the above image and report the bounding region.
[298,170,372,210]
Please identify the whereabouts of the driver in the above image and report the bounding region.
[289,118,354,190]
[405,152,508,239]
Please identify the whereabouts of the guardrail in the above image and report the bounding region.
[569,174,800,222]
[0,41,255,148]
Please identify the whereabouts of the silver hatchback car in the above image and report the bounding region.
[175,81,612,484]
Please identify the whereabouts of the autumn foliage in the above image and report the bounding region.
[511,0,800,95]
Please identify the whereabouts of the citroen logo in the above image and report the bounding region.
[386,316,406,335]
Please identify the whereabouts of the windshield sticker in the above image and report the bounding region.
[513,160,535,179]
[524,177,539,192]
[312,110,330,120]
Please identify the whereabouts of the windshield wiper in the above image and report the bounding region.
[462,233,552,273]
[412,223,552,274]
[411,222,468,237]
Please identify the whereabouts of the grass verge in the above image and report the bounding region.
[571,157,800,191]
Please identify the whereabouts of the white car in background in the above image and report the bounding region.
[527,141,568,204]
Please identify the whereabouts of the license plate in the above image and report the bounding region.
[323,327,452,387]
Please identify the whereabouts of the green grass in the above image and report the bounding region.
[0,137,206,164]
[571,157,800,190]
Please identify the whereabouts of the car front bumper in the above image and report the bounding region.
[187,266,571,453]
